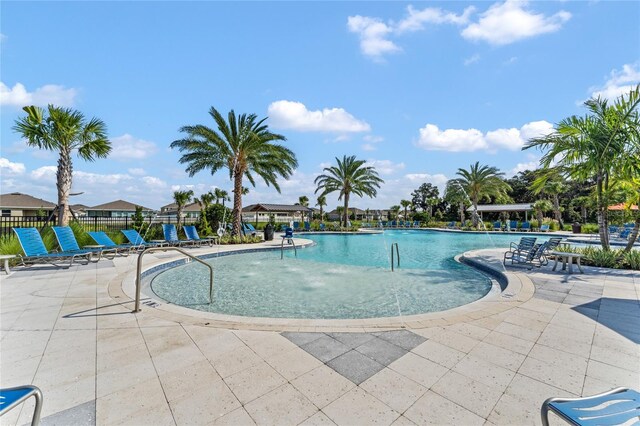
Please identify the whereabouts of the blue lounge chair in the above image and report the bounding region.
[0,385,43,426]
[183,225,215,246]
[292,221,301,232]
[504,236,537,265]
[521,221,531,232]
[509,220,518,231]
[509,241,549,269]
[162,224,195,246]
[304,221,311,232]
[609,225,619,234]
[242,223,257,237]
[319,223,326,231]
[121,229,166,248]
[13,227,92,267]
[541,387,640,426]
[413,221,420,228]
[52,226,110,260]
[88,231,136,256]
[540,224,550,232]
[493,221,502,231]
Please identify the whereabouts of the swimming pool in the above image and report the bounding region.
[149,230,542,319]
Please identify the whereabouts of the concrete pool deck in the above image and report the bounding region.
[1,240,638,425]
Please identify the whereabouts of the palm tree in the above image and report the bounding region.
[171,107,297,236]
[13,105,110,226]
[173,190,194,230]
[524,86,640,250]
[400,200,412,221]
[314,155,384,227]
[532,199,553,228]
[194,191,215,211]
[316,195,327,221]
[389,205,401,221]
[298,195,310,223]
[450,162,511,226]
[213,188,230,207]
[531,171,566,229]
[444,180,469,224]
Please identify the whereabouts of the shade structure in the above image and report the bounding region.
[608,203,639,211]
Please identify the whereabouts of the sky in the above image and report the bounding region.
[1,1,639,211]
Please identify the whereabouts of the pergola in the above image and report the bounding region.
[466,203,533,222]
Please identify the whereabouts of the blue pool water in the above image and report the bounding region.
[150,230,542,319]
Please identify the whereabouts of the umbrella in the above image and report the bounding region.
[608,203,639,211]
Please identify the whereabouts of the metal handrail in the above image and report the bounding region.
[133,246,214,313]
[391,242,400,271]
[280,236,297,259]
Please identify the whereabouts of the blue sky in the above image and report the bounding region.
[1,1,639,210]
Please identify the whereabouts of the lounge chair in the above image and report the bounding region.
[304,221,311,232]
[503,236,537,265]
[52,226,110,260]
[541,387,640,426]
[520,221,531,232]
[121,229,166,248]
[319,223,326,231]
[242,223,257,237]
[0,385,43,426]
[617,228,632,240]
[509,220,518,231]
[609,225,619,234]
[292,221,301,232]
[183,225,215,246]
[540,224,550,232]
[413,221,420,228]
[88,231,136,256]
[509,241,549,269]
[13,227,93,267]
[162,224,196,246]
[493,221,502,231]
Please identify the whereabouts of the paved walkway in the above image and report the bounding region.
[1,243,638,425]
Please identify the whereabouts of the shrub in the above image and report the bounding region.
[621,250,640,270]
[582,247,620,268]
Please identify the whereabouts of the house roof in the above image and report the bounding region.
[89,200,154,212]
[466,203,533,212]
[242,203,312,213]
[327,207,367,215]
[0,192,56,209]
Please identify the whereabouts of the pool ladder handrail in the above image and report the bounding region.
[133,246,214,313]
[280,236,297,259]
[391,242,400,271]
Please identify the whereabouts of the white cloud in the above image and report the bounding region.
[361,144,378,152]
[366,159,405,175]
[128,168,146,176]
[0,82,78,107]
[268,100,371,133]
[464,54,480,66]
[361,134,384,151]
[348,5,473,60]
[462,0,570,45]
[347,15,400,60]
[508,161,539,177]
[0,158,26,175]
[30,166,57,181]
[109,134,158,160]
[415,120,553,152]
[74,171,132,185]
[589,63,640,101]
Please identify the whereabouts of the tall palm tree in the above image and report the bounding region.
[531,174,566,228]
[316,195,327,221]
[13,105,110,226]
[171,107,297,236]
[314,155,384,227]
[450,162,511,226]
[524,86,640,250]
[532,199,553,228]
[389,205,401,221]
[194,191,215,211]
[400,200,412,221]
[173,190,194,230]
[298,195,310,223]
[213,188,230,207]
[444,180,469,224]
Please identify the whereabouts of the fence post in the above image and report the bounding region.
[125,216,129,230]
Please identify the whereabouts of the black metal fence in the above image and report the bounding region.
[0,216,199,237]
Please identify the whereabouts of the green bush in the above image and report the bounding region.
[621,250,640,270]
[582,247,620,268]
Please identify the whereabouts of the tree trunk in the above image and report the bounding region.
[624,217,640,253]
[553,195,563,229]
[232,170,243,236]
[471,195,479,227]
[596,174,610,250]
[177,206,183,231]
[459,202,465,224]
[536,210,543,228]
[343,193,349,228]
[56,148,73,226]
[320,206,323,222]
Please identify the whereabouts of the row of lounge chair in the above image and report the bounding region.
[12,225,214,268]
[503,236,563,269]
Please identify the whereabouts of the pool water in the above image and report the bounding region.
[150,230,538,319]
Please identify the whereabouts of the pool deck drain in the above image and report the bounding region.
[1,239,638,425]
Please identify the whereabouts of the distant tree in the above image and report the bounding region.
[400,200,412,220]
[133,206,145,229]
[171,107,297,236]
[315,155,384,227]
[173,190,194,230]
[444,180,469,224]
[389,205,401,221]
[450,162,511,226]
[316,195,327,221]
[532,199,553,228]
[506,170,537,203]
[213,188,230,207]
[570,196,592,223]
[532,172,566,228]
[13,105,111,226]
[411,183,440,216]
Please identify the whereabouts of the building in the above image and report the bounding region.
[242,204,312,223]
[86,200,155,218]
[0,192,56,217]
[159,202,202,218]
[467,203,533,221]
[325,207,386,221]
